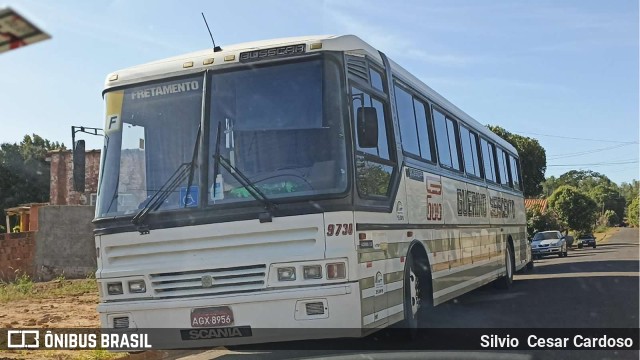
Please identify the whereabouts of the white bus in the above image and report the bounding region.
[93,34,530,346]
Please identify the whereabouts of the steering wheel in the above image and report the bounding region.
[253,173,315,191]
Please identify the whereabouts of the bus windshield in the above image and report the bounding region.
[96,56,348,218]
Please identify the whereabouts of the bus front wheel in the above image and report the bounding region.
[402,254,431,337]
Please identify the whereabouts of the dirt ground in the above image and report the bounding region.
[0,293,99,329]
[0,280,108,360]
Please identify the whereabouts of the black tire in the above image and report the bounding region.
[526,259,534,271]
[563,246,568,257]
[495,245,514,289]
[593,245,597,249]
[402,255,430,337]
[557,251,563,258]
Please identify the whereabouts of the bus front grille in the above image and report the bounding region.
[149,264,267,298]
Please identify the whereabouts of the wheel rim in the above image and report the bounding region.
[409,268,421,318]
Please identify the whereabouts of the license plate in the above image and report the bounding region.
[191,306,234,328]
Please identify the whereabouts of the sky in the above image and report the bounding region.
[1,0,638,185]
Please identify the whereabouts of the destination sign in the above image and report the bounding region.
[239,44,306,63]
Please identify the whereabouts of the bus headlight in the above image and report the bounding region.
[303,265,322,279]
[128,280,146,293]
[107,282,123,295]
[277,267,296,281]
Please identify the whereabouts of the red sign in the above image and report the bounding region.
[0,7,50,54]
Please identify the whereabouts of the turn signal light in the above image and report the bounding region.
[326,263,346,280]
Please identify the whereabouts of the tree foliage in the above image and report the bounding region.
[628,196,639,227]
[526,203,560,238]
[487,125,546,197]
[0,134,64,225]
[598,210,619,227]
[542,170,626,225]
[548,185,598,235]
[620,180,639,206]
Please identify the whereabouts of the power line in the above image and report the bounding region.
[512,131,639,144]
[548,143,632,159]
[548,159,639,167]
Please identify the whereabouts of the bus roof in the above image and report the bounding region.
[105,34,517,155]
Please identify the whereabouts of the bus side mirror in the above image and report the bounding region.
[73,140,86,192]
[357,107,378,148]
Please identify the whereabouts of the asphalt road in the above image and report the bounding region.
[163,228,639,360]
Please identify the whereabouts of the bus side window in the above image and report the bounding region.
[433,108,461,171]
[496,148,511,186]
[460,125,482,178]
[510,155,522,191]
[480,138,497,183]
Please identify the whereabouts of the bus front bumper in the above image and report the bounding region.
[97,282,362,348]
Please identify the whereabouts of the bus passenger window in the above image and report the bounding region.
[433,108,461,171]
[510,155,522,191]
[460,125,481,178]
[481,138,497,182]
[395,85,420,156]
[497,148,510,186]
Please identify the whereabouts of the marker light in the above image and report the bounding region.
[183,61,194,68]
[303,265,322,279]
[224,55,235,62]
[310,42,322,50]
[277,267,296,281]
[326,263,346,280]
[203,58,214,65]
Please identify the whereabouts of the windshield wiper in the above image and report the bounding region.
[211,121,277,222]
[131,162,192,233]
[132,123,202,234]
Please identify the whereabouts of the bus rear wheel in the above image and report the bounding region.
[495,244,514,289]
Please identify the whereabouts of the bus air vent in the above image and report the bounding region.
[347,57,368,82]
[113,317,130,329]
[305,302,326,316]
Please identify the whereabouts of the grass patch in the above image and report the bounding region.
[3,349,128,360]
[71,349,128,360]
[0,275,97,303]
[594,225,609,234]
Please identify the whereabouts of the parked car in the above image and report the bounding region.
[531,230,568,258]
[577,234,597,249]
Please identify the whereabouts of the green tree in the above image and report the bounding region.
[487,125,546,197]
[620,180,639,206]
[526,203,560,238]
[0,134,64,224]
[628,196,639,227]
[598,209,619,227]
[541,175,559,198]
[548,185,598,235]
[544,170,625,225]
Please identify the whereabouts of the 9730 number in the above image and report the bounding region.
[326,223,353,236]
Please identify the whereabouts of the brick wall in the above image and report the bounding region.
[34,206,96,281]
[0,232,36,281]
[48,149,101,206]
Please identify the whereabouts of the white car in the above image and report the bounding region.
[531,230,568,258]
